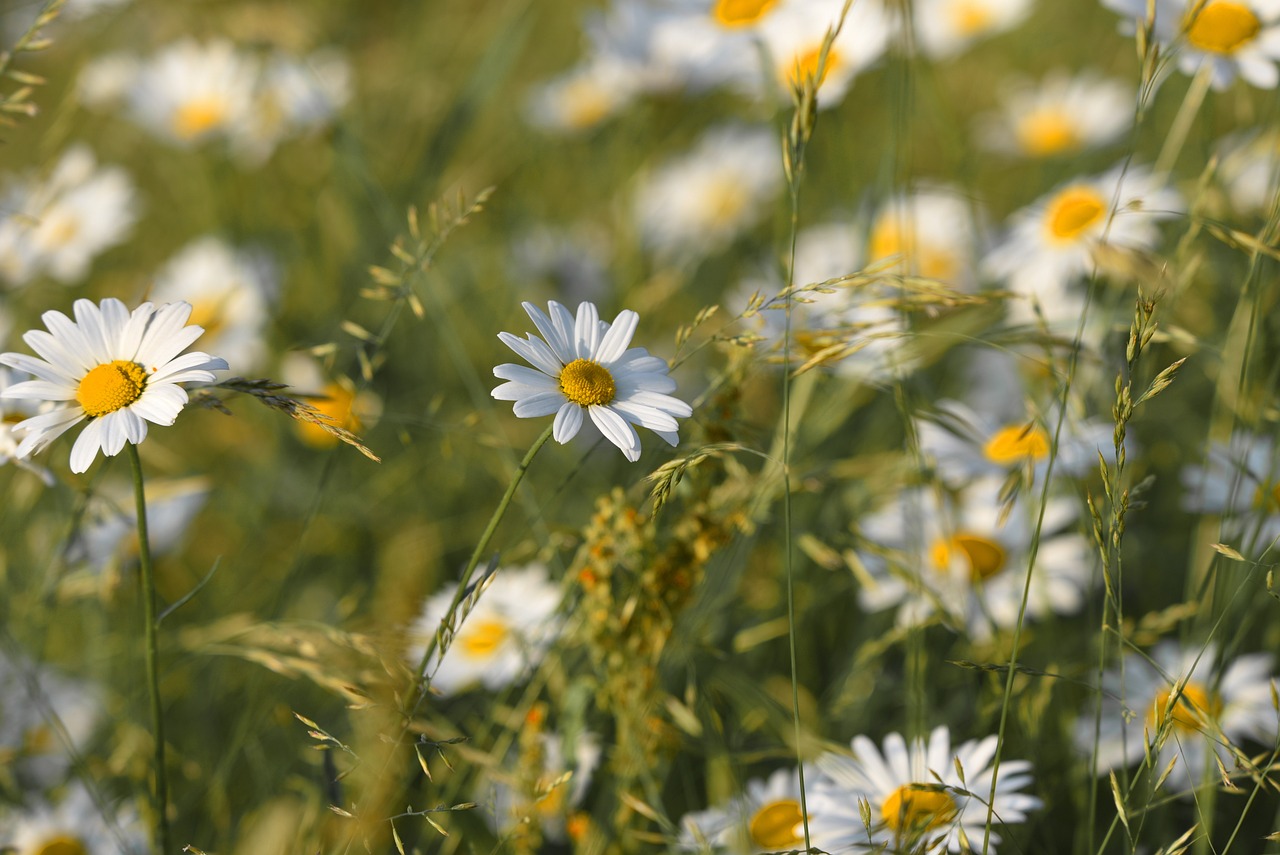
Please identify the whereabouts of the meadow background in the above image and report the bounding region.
[1,0,1280,853]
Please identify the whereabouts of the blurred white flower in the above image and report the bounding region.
[0,656,103,789]
[760,0,891,108]
[0,145,139,287]
[867,187,980,291]
[233,50,351,164]
[280,353,382,450]
[488,731,601,842]
[407,563,563,695]
[635,125,783,260]
[0,782,146,855]
[1181,430,1280,551]
[76,52,141,109]
[67,476,211,574]
[677,767,811,853]
[912,0,1034,59]
[977,71,1133,158]
[525,57,641,133]
[1215,126,1280,215]
[126,39,259,147]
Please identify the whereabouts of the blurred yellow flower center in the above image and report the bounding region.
[1254,482,1280,511]
[36,837,88,855]
[787,46,841,89]
[950,0,995,36]
[561,81,612,130]
[172,97,230,140]
[1184,2,1260,54]
[1045,187,1106,241]
[749,799,805,849]
[870,220,958,282]
[77,360,147,418]
[187,297,229,342]
[931,533,1008,581]
[536,773,568,817]
[702,179,751,228]
[460,618,510,658]
[881,784,957,833]
[40,213,82,249]
[298,383,360,448]
[713,0,777,27]
[1149,682,1223,734]
[983,423,1050,464]
[1017,110,1080,157]
[559,359,616,407]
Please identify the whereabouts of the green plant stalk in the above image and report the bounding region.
[127,441,172,855]
[407,423,553,714]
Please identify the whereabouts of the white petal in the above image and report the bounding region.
[492,363,558,388]
[511,391,564,418]
[574,302,600,359]
[0,352,77,385]
[73,299,114,363]
[620,388,692,418]
[119,407,149,444]
[2,380,77,401]
[547,301,578,361]
[521,301,573,362]
[149,351,224,383]
[589,405,640,461]
[99,411,128,457]
[25,329,88,379]
[133,387,185,425]
[609,399,680,433]
[596,309,638,363]
[69,418,107,473]
[552,401,583,443]
[497,332,564,376]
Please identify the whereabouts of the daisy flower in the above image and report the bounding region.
[0,145,139,288]
[67,476,211,574]
[0,783,146,855]
[808,726,1041,854]
[151,236,276,373]
[76,52,141,110]
[676,767,812,853]
[1180,430,1280,552]
[232,50,352,164]
[1215,126,1280,216]
[634,125,783,261]
[488,731,602,842]
[0,656,103,789]
[977,71,1133,158]
[855,477,1093,639]
[1103,0,1280,90]
[125,39,258,147]
[1077,641,1279,794]
[912,0,1034,60]
[867,187,980,291]
[1,366,53,484]
[760,0,892,108]
[982,164,1181,327]
[645,0,786,95]
[525,57,641,134]
[280,353,382,450]
[491,300,692,462]
[0,298,228,474]
[407,563,563,695]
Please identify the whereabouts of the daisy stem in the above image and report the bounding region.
[126,440,172,855]
[406,423,553,713]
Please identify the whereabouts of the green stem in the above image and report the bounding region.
[407,423,553,713]
[126,441,171,854]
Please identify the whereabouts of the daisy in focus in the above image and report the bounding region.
[491,300,692,462]
[982,164,1182,327]
[408,563,563,696]
[0,298,228,474]
[807,726,1041,854]
[1103,0,1280,90]
[0,783,146,855]
[911,0,1034,60]
[634,125,783,261]
[676,767,811,854]
[0,145,139,288]
[1076,641,1278,793]
[977,71,1133,159]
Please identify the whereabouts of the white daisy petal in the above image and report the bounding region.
[589,405,641,461]
[552,401,583,443]
[513,391,566,418]
[69,418,107,473]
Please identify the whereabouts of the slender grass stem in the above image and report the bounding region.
[127,441,172,855]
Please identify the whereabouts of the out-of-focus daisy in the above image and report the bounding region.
[1,366,53,484]
[0,782,146,855]
[0,298,227,474]
[760,0,891,108]
[645,0,787,95]
[125,39,258,147]
[1077,641,1278,793]
[677,767,811,853]
[977,71,1133,158]
[491,300,692,462]
[76,52,141,109]
[855,477,1093,638]
[635,125,783,261]
[232,50,351,164]
[867,188,979,291]
[408,563,563,695]
[526,57,642,133]
[1103,0,1280,90]
[1215,127,1280,215]
[0,656,103,789]
[489,731,602,842]
[808,726,1041,854]
[67,476,211,574]
[982,164,1181,327]
[1181,430,1280,551]
[151,236,275,373]
[912,0,1034,59]
[0,145,139,287]
[281,353,382,450]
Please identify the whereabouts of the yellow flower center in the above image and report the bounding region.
[880,784,958,834]
[559,358,616,407]
[869,220,958,282]
[187,297,229,343]
[76,360,148,418]
[1017,110,1080,157]
[297,383,360,448]
[950,0,995,36]
[786,45,842,90]
[748,799,805,849]
[1184,1,1261,54]
[701,178,751,229]
[713,0,778,27]
[561,81,612,130]
[1149,682,1223,734]
[1253,482,1280,511]
[983,423,1050,465]
[39,213,82,249]
[172,97,230,140]
[36,837,89,855]
[1044,186,1107,242]
[459,618,510,659]
[931,533,1008,582]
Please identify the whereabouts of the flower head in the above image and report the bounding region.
[0,298,227,473]
[492,300,692,462]
[677,767,812,854]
